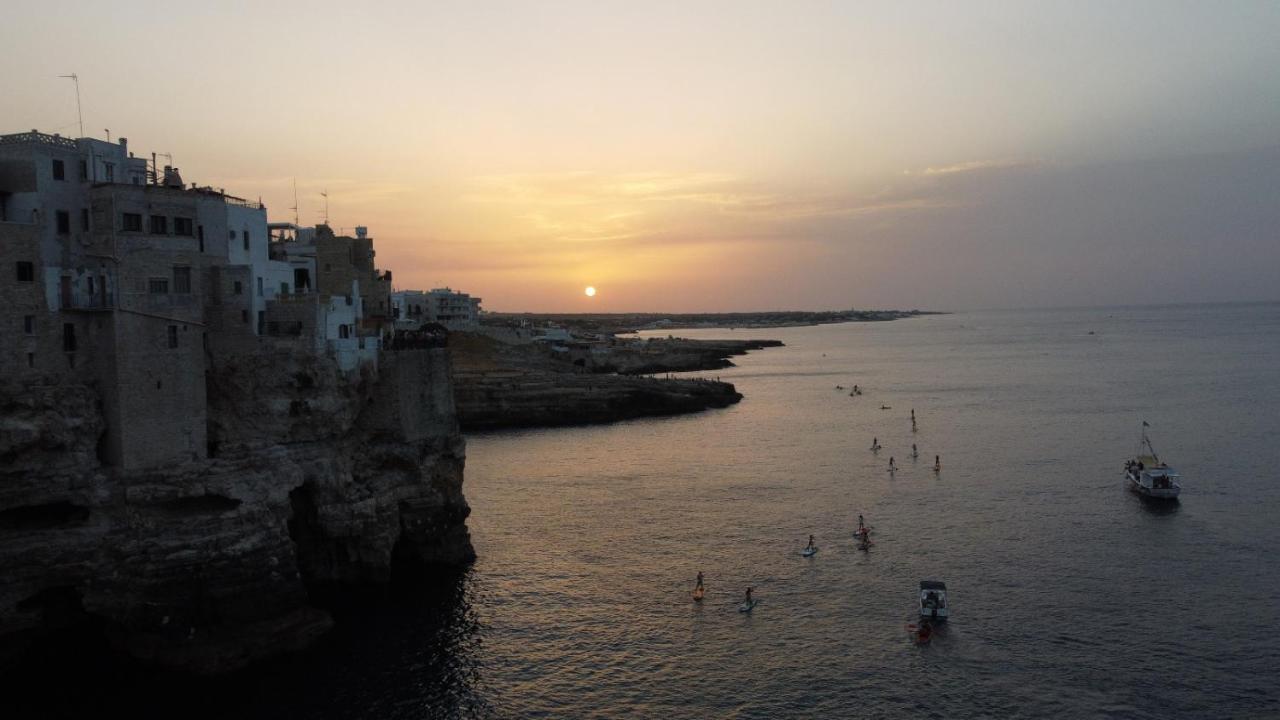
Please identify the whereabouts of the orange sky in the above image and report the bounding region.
[4,2,1279,311]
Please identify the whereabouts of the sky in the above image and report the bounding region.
[3,1,1279,312]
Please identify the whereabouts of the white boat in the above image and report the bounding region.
[919,580,948,621]
[1125,423,1181,500]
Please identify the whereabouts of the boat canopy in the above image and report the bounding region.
[920,580,947,591]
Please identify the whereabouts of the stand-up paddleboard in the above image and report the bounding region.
[802,546,818,557]
[692,587,705,602]
[738,600,758,613]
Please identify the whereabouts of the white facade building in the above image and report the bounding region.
[391,287,482,330]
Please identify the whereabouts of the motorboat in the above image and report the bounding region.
[919,580,948,621]
[1125,423,1181,500]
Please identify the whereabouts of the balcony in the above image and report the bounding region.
[61,295,115,312]
[0,131,79,150]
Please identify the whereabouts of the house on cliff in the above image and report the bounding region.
[0,129,398,469]
[390,286,482,331]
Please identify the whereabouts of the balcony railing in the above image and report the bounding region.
[0,131,79,149]
[61,295,115,312]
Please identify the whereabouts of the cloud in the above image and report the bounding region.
[915,158,1037,176]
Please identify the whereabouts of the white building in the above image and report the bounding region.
[391,287,482,330]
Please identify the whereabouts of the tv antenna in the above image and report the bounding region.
[320,189,330,225]
[290,178,300,225]
[58,73,83,138]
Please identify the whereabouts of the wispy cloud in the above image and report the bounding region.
[913,158,1037,176]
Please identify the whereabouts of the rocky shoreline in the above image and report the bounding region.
[589,338,784,375]
[449,333,774,431]
[454,371,742,431]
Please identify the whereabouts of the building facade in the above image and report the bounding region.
[0,129,396,470]
[391,287,482,331]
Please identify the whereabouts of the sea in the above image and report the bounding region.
[15,303,1280,719]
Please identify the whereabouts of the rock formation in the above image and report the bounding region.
[448,332,753,431]
[453,371,742,431]
[0,347,472,674]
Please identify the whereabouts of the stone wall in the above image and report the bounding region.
[0,346,472,674]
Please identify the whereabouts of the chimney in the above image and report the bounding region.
[162,166,184,189]
[119,137,128,152]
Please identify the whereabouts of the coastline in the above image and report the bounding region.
[448,332,775,431]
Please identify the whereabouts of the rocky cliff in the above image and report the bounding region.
[448,332,749,431]
[0,347,472,674]
[454,370,742,431]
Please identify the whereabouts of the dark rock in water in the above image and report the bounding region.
[0,348,473,675]
[454,372,743,431]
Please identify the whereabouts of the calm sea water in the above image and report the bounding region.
[18,304,1280,719]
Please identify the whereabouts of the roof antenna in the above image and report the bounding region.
[320,189,329,226]
[58,73,83,138]
[291,178,300,225]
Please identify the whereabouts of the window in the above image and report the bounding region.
[229,230,236,240]
[173,266,191,294]
[149,215,168,234]
[173,217,194,236]
[233,280,243,295]
[52,159,65,181]
[197,225,204,252]
[81,208,90,232]
[23,315,35,335]
[16,261,34,282]
[256,277,263,296]
[243,230,250,251]
[62,323,76,352]
[56,211,70,235]
[87,277,95,296]
[167,325,179,349]
[148,277,170,294]
[281,282,289,295]
[27,353,34,369]
[78,160,88,181]
[122,213,143,232]
[103,163,114,182]
[241,309,249,323]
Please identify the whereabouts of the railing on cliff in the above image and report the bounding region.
[386,328,448,350]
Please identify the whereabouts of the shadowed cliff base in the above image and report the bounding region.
[448,332,772,431]
[0,348,474,677]
[3,569,485,720]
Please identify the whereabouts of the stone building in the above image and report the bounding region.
[0,129,395,469]
[391,287,483,331]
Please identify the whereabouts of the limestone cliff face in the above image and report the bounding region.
[0,348,472,674]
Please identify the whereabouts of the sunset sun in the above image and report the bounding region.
[584,286,596,297]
